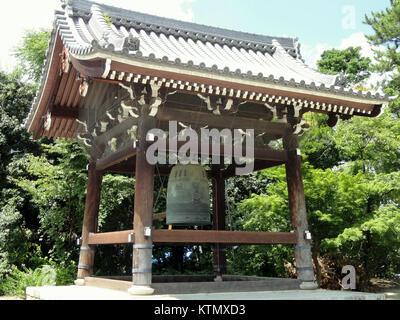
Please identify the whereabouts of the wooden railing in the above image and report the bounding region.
[88,230,297,246]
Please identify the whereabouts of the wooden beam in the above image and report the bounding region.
[95,117,139,147]
[96,145,137,171]
[88,230,297,246]
[98,146,286,174]
[89,230,134,245]
[105,158,136,175]
[157,106,289,135]
[222,159,285,179]
[105,158,173,176]
[154,230,297,245]
[156,142,288,163]
[51,105,79,120]
[153,212,166,221]
[97,139,287,173]
[31,35,64,139]
[69,55,108,78]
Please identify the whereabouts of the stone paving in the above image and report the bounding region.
[25,285,386,300]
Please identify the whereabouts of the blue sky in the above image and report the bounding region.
[189,0,389,48]
[187,0,390,68]
[0,0,391,71]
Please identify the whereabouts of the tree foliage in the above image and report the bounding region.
[13,29,50,83]
[0,71,36,123]
[364,0,400,73]
[317,47,371,85]
[1,16,400,295]
[364,0,400,116]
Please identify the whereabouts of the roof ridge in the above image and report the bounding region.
[63,0,298,52]
[271,39,339,87]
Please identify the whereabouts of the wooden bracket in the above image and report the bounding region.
[327,113,339,127]
[119,83,168,117]
[198,94,243,115]
[60,47,71,74]
[265,103,288,123]
[77,74,92,97]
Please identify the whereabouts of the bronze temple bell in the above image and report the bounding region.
[166,164,211,226]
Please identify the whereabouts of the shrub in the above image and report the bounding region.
[55,263,76,286]
[1,265,56,297]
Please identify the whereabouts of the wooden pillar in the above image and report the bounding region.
[212,167,227,279]
[283,131,317,288]
[131,115,156,290]
[77,161,103,280]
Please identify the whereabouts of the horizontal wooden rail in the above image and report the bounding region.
[88,230,297,246]
[89,230,134,245]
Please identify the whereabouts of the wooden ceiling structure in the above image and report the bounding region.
[25,0,390,294]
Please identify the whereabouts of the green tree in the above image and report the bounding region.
[300,46,374,171]
[13,29,50,83]
[0,106,41,275]
[0,71,36,123]
[299,113,341,170]
[0,31,47,278]
[14,140,88,263]
[364,0,400,73]
[364,0,400,116]
[334,111,400,175]
[229,160,400,289]
[317,47,371,85]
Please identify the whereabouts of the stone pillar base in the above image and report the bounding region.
[128,286,155,296]
[300,281,318,290]
[74,279,86,286]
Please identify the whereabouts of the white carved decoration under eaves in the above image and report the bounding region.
[264,103,310,136]
[119,83,168,118]
[76,83,168,157]
[197,94,245,116]
[289,104,311,136]
[60,47,71,74]
[44,112,52,132]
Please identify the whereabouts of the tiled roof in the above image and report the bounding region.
[61,0,299,56]
[54,0,389,101]
[25,0,391,134]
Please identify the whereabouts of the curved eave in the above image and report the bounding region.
[25,27,64,137]
[26,17,389,141]
[68,49,389,114]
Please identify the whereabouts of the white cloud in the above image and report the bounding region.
[337,33,392,89]
[0,0,57,72]
[300,32,381,70]
[300,32,391,87]
[0,0,195,72]
[300,42,332,69]
[337,32,378,60]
